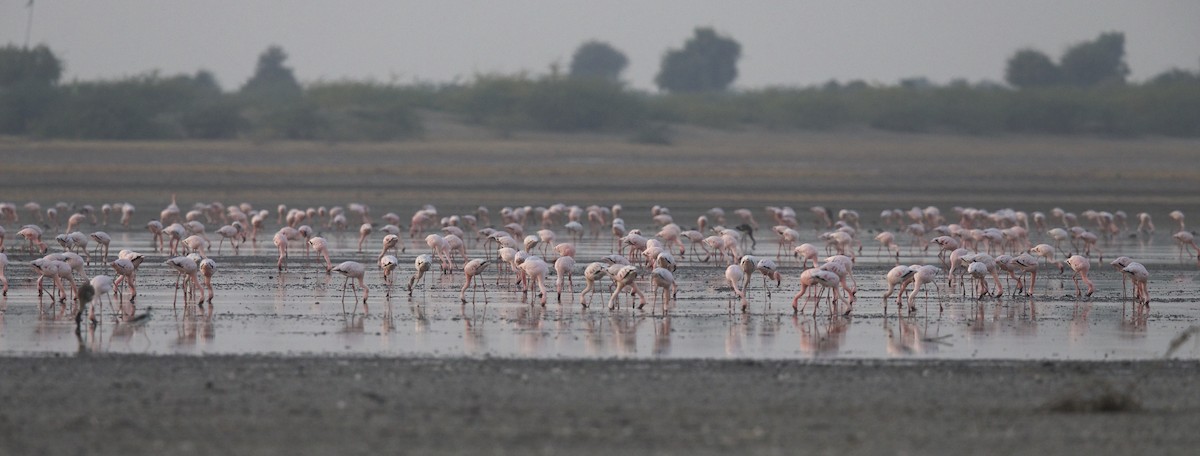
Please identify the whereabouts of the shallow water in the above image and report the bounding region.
[1,228,1198,360]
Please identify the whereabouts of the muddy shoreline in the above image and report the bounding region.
[3,355,1198,455]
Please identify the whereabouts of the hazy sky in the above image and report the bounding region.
[3,1,1198,91]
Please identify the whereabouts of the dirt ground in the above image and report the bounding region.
[2,356,1198,455]
[2,126,1197,220]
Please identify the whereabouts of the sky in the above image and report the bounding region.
[2,1,1198,91]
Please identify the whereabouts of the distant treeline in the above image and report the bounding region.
[1,39,1198,142]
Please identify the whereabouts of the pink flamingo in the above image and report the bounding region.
[725,264,750,312]
[521,256,550,307]
[0,252,8,296]
[165,255,203,308]
[407,254,433,296]
[793,243,819,269]
[648,267,677,313]
[906,265,941,312]
[1110,256,1134,298]
[425,234,454,273]
[89,231,111,264]
[554,256,575,302]
[607,264,645,311]
[579,262,608,308]
[1172,231,1200,260]
[332,261,368,311]
[273,230,290,271]
[379,254,399,296]
[1065,255,1094,297]
[882,265,919,311]
[307,237,332,273]
[357,223,372,253]
[17,225,48,254]
[459,258,490,303]
[1169,210,1185,232]
[1121,262,1150,306]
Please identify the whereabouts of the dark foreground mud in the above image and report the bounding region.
[3,356,1198,455]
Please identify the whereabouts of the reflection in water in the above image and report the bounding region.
[1069,302,1091,345]
[460,302,486,355]
[653,315,671,356]
[1119,304,1149,339]
[795,314,852,358]
[175,305,216,349]
[884,316,943,356]
[607,312,643,357]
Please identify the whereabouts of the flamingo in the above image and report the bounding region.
[1029,244,1064,273]
[407,254,433,296]
[929,236,959,266]
[969,253,1005,297]
[724,264,750,312]
[756,257,782,288]
[273,230,289,271]
[215,225,241,255]
[906,265,941,312]
[31,258,73,302]
[357,223,372,253]
[444,234,468,267]
[379,234,401,262]
[649,267,677,313]
[606,264,645,310]
[89,275,114,319]
[1010,253,1040,296]
[1121,262,1150,306]
[379,254,400,295]
[17,225,48,254]
[967,262,991,299]
[460,259,490,303]
[553,242,576,260]
[563,221,584,242]
[332,261,368,311]
[874,231,900,262]
[1136,212,1155,234]
[110,258,138,300]
[1172,231,1200,260]
[426,234,454,273]
[120,203,134,228]
[163,223,187,255]
[165,255,203,307]
[307,237,333,273]
[882,265,919,311]
[182,235,209,258]
[554,256,575,302]
[198,258,216,304]
[1169,210,1185,232]
[1065,255,1095,298]
[1110,256,1134,298]
[89,231,111,264]
[0,252,8,296]
[520,256,550,306]
[793,243,819,269]
[579,262,608,308]
[805,270,843,316]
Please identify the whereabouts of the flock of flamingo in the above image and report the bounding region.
[0,198,1196,325]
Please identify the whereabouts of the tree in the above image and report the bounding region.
[655,27,741,93]
[0,44,62,87]
[1059,32,1129,86]
[240,45,302,102]
[569,41,629,82]
[0,45,62,134]
[1005,49,1061,88]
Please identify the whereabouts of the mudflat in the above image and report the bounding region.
[2,356,1197,455]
